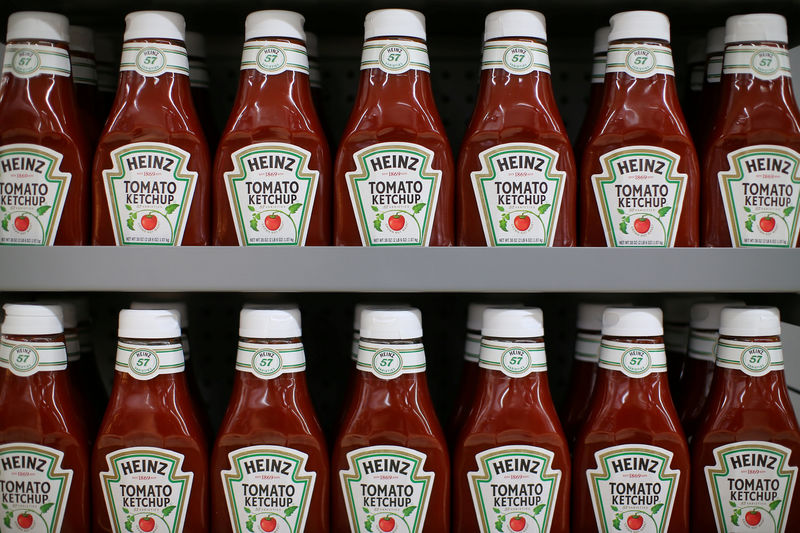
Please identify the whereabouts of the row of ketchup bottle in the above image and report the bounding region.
[3,8,799,249]
[2,300,798,531]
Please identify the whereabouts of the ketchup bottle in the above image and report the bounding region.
[212,306,329,532]
[692,306,800,530]
[186,31,218,153]
[92,309,208,532]
[685,37,706,142]
[95,33,118,120]
[0,304,90,532]
[702,14,800,248]
[676,301,742,441]
[213,10,330,246]
[695,26,725,160]
[572,307,690,532]
[453,307,570,532]
[332,307,449,531]
[574,26,610,168]
[448,303,489,443]
[579,11,700,247]
[92,11,210,246]
[0,12,90,246]
[334,9,454,246]
[69,25,101,145]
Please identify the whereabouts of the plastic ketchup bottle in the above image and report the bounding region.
[692,306,800,531]
[92,11,210,246]
[448,303,490,443]
[0,12,90,246]
[213,10,330,246]
[579,10,700,247]
[334,9,454,247]
[212,306,329,532]
[0,304,90,532]
[185,30,218,152]
[457,10,576,247]
[69,25,102,145]
[332,307,449,531]
[572,307,690,532]
[574,26,611,168]
[453,307,570,532]
[92,309,208,532]
[695,26,725,160]
[702,14,800,248]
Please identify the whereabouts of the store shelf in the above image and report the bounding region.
[0,247,798,293]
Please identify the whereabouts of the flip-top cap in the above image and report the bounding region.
[594,26,611,54]
[306,31,318,56]
[2,304,63,335]
[483,10,546,42]
[706,26,725,54]
[690,301,746,330]
[467,302,523,331]
[482,307,544,338]
[7,12,69,42]
[69,26,94,53]
[245,10,305,41]
[719,306,781,336]
[36,300,77,329]
[130,301,188,329]
[608,11,670,43]
[124,11,185,42]
[239,306,302,338]
[360,307,423,340]
[603,307,663,337]
[118,309,181,339]
[364,9,426,40]
[578,303,631,331]
[726,14,787,44]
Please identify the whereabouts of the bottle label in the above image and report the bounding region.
[309,59,322,89]
[360,39,430,74]
[687,329,718,362]
[102,142,198,246]
[221,445,317,533]
[235,341,305,379]
[224,143,319,246]
[723,45,791,81]
[598,341,667,378]
[66,331,80,362]
[478,340,547,377]
[188,59,209,88]
[71,54,98,85]
[718,145,800,247]
[574,332,602,363]
[240,40,309,76]
[0,339,67,376]
[3,44,71,79]
[690,64,705,91]
[114,341,185,380]
[468,445,562,533]
[0,144,72,246]
[119,42,189,77]
[464,330,480,363]
[592,53,607,83]
[356,341,426,380]
[591,146,688,247]
[100,447,193,533]
[606,43,675,78]
[664,322,689,354]
[351,332,359,362]
[587,444,680,533]
[707,53,723,83]
[0,443,73,533]
[471,143,566,246]
[705,441,797,533]
[346,143,442,246]
[480,40,550,76]
[715,339,783,377]
[340,445,434,533]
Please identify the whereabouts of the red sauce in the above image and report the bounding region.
[69,26,102,146]
[186,32,218,153]
[574,26,609,177]
[448,326,480,443]
[694,26,724,161]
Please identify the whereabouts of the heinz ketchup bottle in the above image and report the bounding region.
[213,10,330,246]
[69,25,101,146]
[332,307,449,532]
[574,26,610,168]
[572,307,690,532]
[448,303,490,443]
[453,307,570,532]
[211,306,329,532]
[0,12,90,246]
[185,31,218,153]
[334,9,454,246]
[0,304,90,532]
[580,11,700,247]
[703,14,800,248]
[92,11,210,246]
[695,26,725,160]
[92,309,208,532]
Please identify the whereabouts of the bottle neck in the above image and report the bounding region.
[1,39,78,109]
[711,334,787,390]
[111,336,186,386]
[352,336,431,405]
[720,41,796,110]
[595,335,672,394]
[475,37,556,108]
[0,332,69,379]
[232,336,309,392]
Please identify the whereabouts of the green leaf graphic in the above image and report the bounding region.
[365,518,373,532]
[1,218,8,232]
[729,501,736,508]
[0,206,5,212]
[743,206,751,213]
[403,506,417,517]
[745,219,754,232]
[165,203,179,215]
[40,502,54,513]
[652,503,664,514]
[492,507,500,514]
[499,218,508,231]
[246,515,255,532]
[731,512,739,525]
[125,204,133,211]
[125,515,134,533]
[611,506,618,511]
[497,206,505,212]
[371,205,379,212]
[288,203,302,214]
[285,505,298,517]
[126,218,135,231]
[494,519,504,532]
[618,208,625,214]
[619,221,628,234]
[538,203,551,214]
[612,517,621,531]
[244,507,251,514]
[0,504,6,510]
[412,203,426,215]
[250,219,258,231]
[163,505,176,517]
[362,507,370,514]
[123,508,130,514]
[770,499,782,511]
[533,503,545,515]
[657,206,671,218]
[373,217,383,231]
[784,206,795,217]
[248,205,255,212]
[3,515,10,528]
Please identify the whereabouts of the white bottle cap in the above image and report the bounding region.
[124,11,185,42]
[706,26,725,55]
[608,11,670,43]
[364,9,426,40]
[577,303,629,331]
[130,301,189,329]
[306,31,319,57]
[118,309,181,339]
[353,303,368,331]
[483,10,547,42]
[602,307,664,337]
[690,301,746,330]
[688,37,706,64]
[467,302,523,331]
[719,306,781,337]
[7,12,70,43]
[69,26,94,53]
[239,307,302,338]
[725,14,787,45]
[360,307,423,340]
[2,304,63,335]
[594,26,611,54]
[184,31,205,58]
[36,300,78,329]
[482,307,544,338]
[245,10,305,41]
